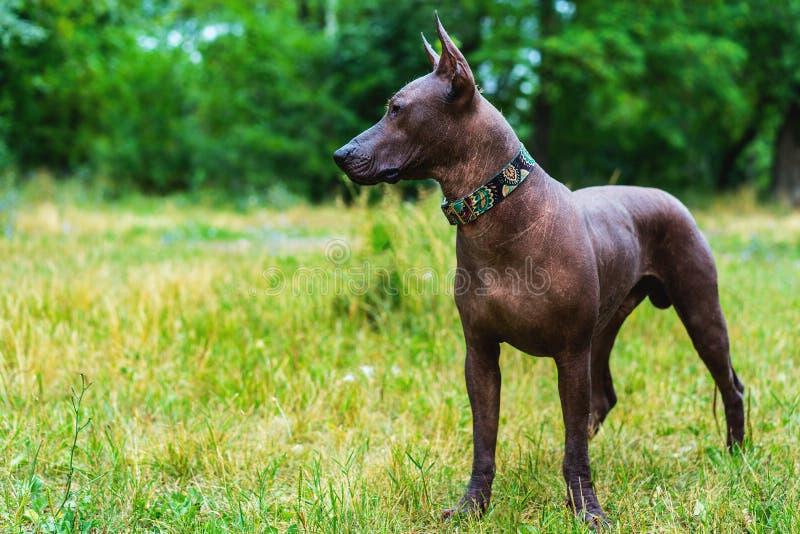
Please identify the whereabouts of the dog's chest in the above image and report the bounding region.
[455,270,572,355]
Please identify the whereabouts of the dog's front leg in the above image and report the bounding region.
[442,339,501,519]
[556,349,607,526]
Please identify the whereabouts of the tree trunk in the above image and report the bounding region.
[716,94,771,190]
[532,0,557,170]
[717,121,760,190]
[324,0,337,37]
[298,0,309,22]
[532,94,551,170]
[772,100,800,207]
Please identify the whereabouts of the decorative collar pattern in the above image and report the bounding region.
[441,145,537,225]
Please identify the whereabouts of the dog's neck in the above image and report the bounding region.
[431,95,552,243]
[432,95,521,201]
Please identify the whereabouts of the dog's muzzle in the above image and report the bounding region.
[333,144,399,185]
[333,145,353,170]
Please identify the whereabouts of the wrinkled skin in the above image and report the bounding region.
[334,16,746,527]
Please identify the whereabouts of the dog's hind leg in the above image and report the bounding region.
[589,288,647,437]
[661,227,745,449]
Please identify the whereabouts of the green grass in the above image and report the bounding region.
[0,183,798,532]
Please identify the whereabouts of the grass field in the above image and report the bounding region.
[0,181,798,532]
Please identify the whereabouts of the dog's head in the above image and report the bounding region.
[333,15,478,185]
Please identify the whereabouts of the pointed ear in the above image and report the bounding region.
[421,32,439,70]
[434,14,476,105]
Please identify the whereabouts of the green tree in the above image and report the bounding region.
[0,0,798,200]
[1,0,137,172]
[477,1,751,190]
[0,0,46,168]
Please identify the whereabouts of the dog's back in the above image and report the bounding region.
[574,185,703,268]
[572,185,712,325]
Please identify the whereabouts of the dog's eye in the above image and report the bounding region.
[389,103,402,118]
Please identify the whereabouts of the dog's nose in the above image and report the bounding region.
[333,146,352,169]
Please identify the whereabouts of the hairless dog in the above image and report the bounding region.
[333,16,745,526]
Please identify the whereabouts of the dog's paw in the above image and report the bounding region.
[441,492,489,521]
[578,508,611,530]
[565,494,609,530]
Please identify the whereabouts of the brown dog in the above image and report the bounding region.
[333,16,745,525]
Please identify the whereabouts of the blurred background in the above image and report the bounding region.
[2,0,799,205]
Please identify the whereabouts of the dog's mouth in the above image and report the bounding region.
[347,166,401,186]
[375,168,400,184]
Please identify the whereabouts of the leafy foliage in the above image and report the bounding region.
[0,1,799,197]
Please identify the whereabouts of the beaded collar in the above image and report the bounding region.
[440,145,537,225]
